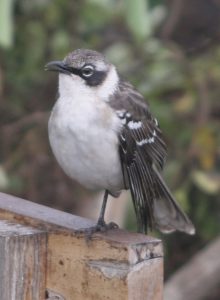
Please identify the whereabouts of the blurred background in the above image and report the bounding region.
[0,0,219,299]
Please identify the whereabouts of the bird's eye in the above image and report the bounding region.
[81,65,94,77]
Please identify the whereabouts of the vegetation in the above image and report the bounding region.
[0,0,219,293]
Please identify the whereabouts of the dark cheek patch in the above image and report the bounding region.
[85,71,107,87]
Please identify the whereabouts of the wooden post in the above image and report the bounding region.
[0,220,47,300]
[0,192,163,300]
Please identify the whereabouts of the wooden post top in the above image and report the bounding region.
[0,192,162,251]
[0,192,163,300]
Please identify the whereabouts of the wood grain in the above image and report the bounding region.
[0,192,163,300]
[0,220,47,300]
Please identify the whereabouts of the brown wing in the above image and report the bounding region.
[109,81,195,234]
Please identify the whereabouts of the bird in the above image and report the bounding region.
[45,49,195,235]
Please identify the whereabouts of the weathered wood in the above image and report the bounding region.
[46,230,163,300]
[0,220,47,300]
[0,192,163,300]
[0,192,94,231]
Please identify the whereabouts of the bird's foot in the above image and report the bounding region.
[97,220,119,231]
[77,220,119,242]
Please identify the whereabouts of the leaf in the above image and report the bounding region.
[125,0,151,41]
[173,94,195,114]
[192,127,216,170]
[192,171,220,194]
[0,0,14,48]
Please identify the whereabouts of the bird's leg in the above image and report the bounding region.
[77,190,119,240]
[86,190,115,231]
[96,189,109,227]
[96,190,119,231]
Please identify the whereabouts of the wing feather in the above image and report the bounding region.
[110,80,195,234]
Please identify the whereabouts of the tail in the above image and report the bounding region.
[120,130,195,235]
[126,152,195,235]
[152,168,195,235]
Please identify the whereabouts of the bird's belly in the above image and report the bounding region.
[49,117,123,194]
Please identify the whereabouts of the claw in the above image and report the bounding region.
[77,221,119,242]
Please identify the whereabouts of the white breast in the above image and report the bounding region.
[48,71,123,195]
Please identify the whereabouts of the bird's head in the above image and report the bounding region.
[45,49,119,100]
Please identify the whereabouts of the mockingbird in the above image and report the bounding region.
[45,49,195,235]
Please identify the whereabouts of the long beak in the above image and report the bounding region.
[44,60,71,74]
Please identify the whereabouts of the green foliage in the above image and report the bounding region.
[0,0,219,283]
[0,0,14,48]
[125,0,151,41]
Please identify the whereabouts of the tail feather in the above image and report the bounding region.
[127,152,195,234]
[120,128,195,235]
[152,168,195,235]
